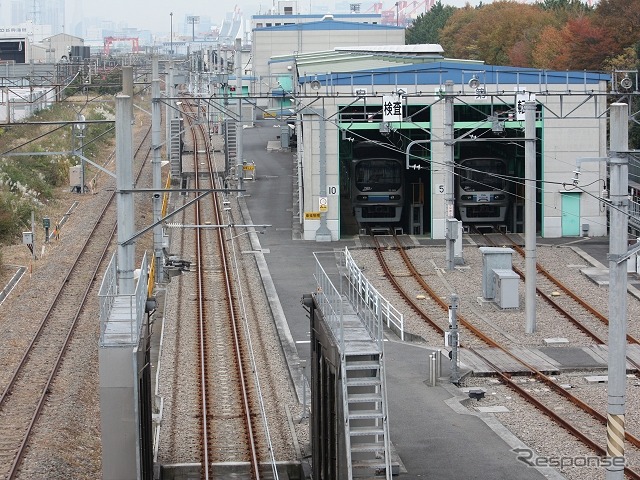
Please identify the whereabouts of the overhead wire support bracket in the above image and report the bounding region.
[119,187,244,246]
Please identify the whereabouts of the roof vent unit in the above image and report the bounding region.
[322,14,334,21]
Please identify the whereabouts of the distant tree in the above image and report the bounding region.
[530,26,567,69]
[438,5,483,61]
[439,2,555,66]
[538,0,592,14]
[405,1,457,45]
[532,17,616,70]
[593,0,640,51]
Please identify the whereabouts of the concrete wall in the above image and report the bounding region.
[0,86,56,122]
[301,107,341,241]
[538,86,608,237]
[99,345,138,480]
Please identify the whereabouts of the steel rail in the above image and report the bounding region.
[503,234,640,345]
[184,98,261,478]
[488,233,640,375]
[371,234,640,476]
[185,102,211,479]
[2,125,153,479]
[472,350,640,480]
[477,232,640,446]
[201,113,261,479]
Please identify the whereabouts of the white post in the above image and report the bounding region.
[444,81,455,270]
[116,95,135,294]
[152,56,163,284]
[524,101,537,334]
[606,103,629,480]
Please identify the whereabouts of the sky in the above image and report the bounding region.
[64,0,477,34]
[0,0,500,36]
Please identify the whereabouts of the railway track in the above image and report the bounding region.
[484,232,640,362]
[370,234,640,478]
[0,125,153,479]
[182,100,266,478]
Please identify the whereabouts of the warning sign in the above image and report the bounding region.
[319,196,328,213]
[305,212,321,219]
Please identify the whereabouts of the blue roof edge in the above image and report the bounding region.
[298,61,611,86]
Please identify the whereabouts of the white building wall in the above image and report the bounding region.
[43,33,84,62]
[538,89,608,237]
[297,80,608,241]
[252,25,404,99]
[0,86,55,122]
[301,107,341,240]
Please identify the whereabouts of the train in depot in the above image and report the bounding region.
[349,140,405,224]
[343,140,516,232]
[455,157,511,223]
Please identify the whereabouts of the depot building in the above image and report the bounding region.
[281,46,610,241]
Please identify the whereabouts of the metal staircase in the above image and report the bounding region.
[169,118,182,177]
[224,119,237,174]
[342,351,391,479]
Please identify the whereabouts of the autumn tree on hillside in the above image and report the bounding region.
[435,5,477,60]
[405,1,457,45]
[593,0,640,52]
[532,17,615,70]
[530,26,567,69]
[439,2,556,66]
[537,0,592,22]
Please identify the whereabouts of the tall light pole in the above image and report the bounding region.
[395,2,399,26]
[187,16,200,43]
[170,12,173,55]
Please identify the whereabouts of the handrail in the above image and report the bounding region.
[312,249,404,349]
[344,247,404,342]
[98,252,149,345]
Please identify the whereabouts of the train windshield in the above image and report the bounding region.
[354,160,402,192]
[458,159,507,192]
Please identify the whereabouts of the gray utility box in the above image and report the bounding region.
[479,247,514,300]
[492,269,519,309]
[69,165,82,189]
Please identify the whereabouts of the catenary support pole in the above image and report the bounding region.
[122,66,133,119]
[165,60,173,158]
[116,94,135,294]
[444,81,455,270]
[235,38,243,196]
[316,110,332,241]
[524,101,537,334]
[449,293,459,383]
[152,56,163,284]
[606,102,629,480]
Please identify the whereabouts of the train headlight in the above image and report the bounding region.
[493,194,505,200]
[356,195,369,201]
[388,195,401,200]
[461,195,474,201]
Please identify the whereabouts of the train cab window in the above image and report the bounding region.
[354,160,402,192]
[459,158,507,192]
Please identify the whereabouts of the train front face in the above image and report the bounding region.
[352,158,403,223]
[456,158,509,223]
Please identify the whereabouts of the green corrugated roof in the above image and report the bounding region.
[289,49,481,75]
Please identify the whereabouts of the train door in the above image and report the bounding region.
[561,192,581,236]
